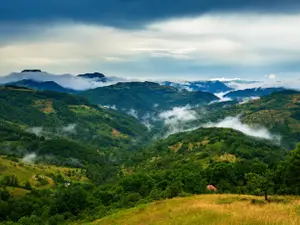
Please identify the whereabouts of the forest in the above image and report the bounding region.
[0,87,300,224]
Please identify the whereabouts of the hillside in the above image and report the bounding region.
[0,87,299,225]
[0,86,149,162]
[79,82,218,117]
[195,90,300,149]
[224,87,286,99]
[0,155,89,196]
[5,80,77,93]
[161,80,232,93]
[0,126,296,224]
[89,194,300,225]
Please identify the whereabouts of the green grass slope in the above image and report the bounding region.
[88,194,300,225]
[0,155,89,196]
[0,86,148,152]
[196,90,300,149]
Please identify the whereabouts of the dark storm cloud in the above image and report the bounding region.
[1,0,300,27]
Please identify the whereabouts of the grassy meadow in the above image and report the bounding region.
[87,194,300,225]
[0,156,89,196]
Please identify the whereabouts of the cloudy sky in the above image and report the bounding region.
[1,0,300,80]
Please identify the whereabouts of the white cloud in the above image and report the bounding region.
[159,105,200,136]
[26,127,43,137]
[203,116,280,141]
[61,124,77,134]
[209,92,232,104]
[267,74,277,79]
[239,97,261,105]
[0,71,128,90]
[22,153,37,164]
[127,109,139,119]
[103,105,117,110]
[1,13,300,76]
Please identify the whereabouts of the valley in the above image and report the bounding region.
[0,73,299,225]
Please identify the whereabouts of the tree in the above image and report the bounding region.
[276,143,300,194]
[24,181,32,190]
[245,170,274,201]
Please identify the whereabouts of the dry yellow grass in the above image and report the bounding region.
[34,100,55,113]
[0,156,89,194]
[168,142,183,152]
[112,128,128,139]
[214,153,239,163]
[86,194,300,225]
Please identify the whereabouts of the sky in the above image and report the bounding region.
[1,0,300,80]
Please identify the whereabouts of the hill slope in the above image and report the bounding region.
[5,80,77,93]
[80,82,218,117]
[0,86,149,162]
[0,155,89,195]
[89,194,300,225]
[195,90,300,149]
[224,87,286,99]
[161,80,232,93]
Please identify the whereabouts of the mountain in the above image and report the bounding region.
[161,80,232,93]
[21,69,42,73]
[5,79,77,93]
[77,72,107,82]
[80,82,219,117]
[0,70,109,91]
[0,86,149,163]
[194,90,300,149]
[224,87,286,99]
[0,86,298,225]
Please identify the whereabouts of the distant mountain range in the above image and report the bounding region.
[80,81,219,117]
[224,87,286,99]
[161,80,233,93]
[77,72,107,82]
[0,70,115,91]
[5,79,77,93]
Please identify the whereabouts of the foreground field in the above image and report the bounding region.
[88,194,300,225]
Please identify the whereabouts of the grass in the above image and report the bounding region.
[0,156,89,195]
[86,194,300,225]
[34,100,55,113]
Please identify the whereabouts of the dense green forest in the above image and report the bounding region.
[0,86,149,163]
[1,87,300,224]
[195,90,300,149]
[79,82,218,116]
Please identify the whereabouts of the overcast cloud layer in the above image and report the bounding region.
[1,1,300,79]
[2,0,300,26]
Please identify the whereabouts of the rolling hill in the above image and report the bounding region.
[5,79,77,93]
[0,86,149,163]
[224,87,286,99]
[194,90,300,149]
[161,80,233,93]
[0,155,89,195]
[80,82,218,117]
[89,194,300,225]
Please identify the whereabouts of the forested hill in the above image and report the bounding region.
[224,87,286,99]
[195,90,300,149]
[1,86,300,225]
[79,82,218,116]
[0,86,149,161]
